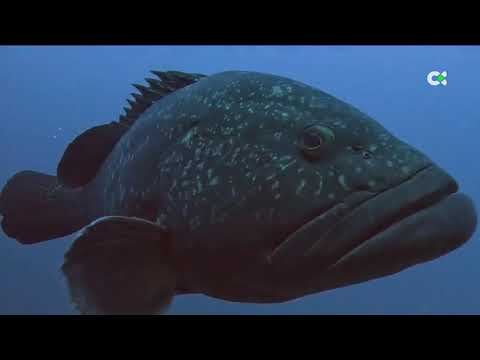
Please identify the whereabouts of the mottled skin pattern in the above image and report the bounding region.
[76,71,462,302]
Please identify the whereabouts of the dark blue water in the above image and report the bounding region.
[1,46,479,314]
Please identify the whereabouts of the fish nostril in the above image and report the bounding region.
[362,151,372,160]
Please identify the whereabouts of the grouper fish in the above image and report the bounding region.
[0,70,477,314]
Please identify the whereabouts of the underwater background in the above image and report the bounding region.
[0,45,478,314]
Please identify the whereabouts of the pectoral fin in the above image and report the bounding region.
[62,216,176,315]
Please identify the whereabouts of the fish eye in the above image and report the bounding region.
[300,125,335,158]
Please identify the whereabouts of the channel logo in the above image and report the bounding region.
[427,71,448,86]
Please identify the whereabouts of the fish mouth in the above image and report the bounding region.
[269,165,477,286]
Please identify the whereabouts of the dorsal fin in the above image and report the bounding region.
[57,70,207,188]
[57,122,130,188]
[119,70,207,127]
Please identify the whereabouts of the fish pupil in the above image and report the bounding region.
[303,131,323,149]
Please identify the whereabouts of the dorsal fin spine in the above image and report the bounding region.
[117,70,207,126]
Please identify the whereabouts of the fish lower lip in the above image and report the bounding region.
[269,164,462,268]
[327,192,476,273]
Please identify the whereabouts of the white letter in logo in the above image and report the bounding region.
[427,71,447,86]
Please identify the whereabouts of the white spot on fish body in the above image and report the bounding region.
[296,179,306,195]
[181,130,194,144]
[272,85,283,97]
[195,148,202,160]
[209,176,220,186]
[310,97,327,109]
[279,159,296,171]
[338,175,351,191]
[314,178,324,196]
[272,180,280,190]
